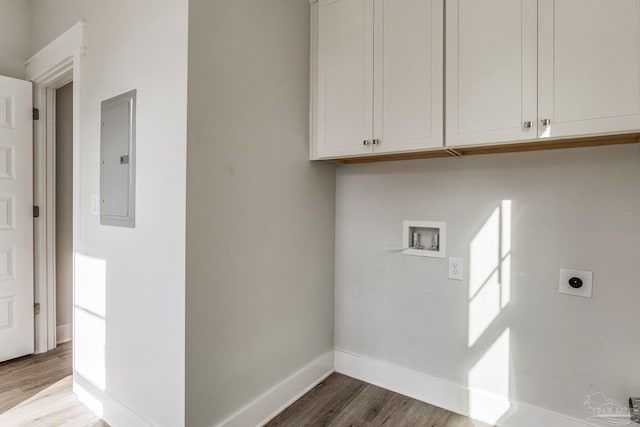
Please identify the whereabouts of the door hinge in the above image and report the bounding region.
[33,206,40,218]
[34,303,40,315]
[33,108,40,121]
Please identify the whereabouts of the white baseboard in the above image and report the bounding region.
[56,323,72,344]
[334,350,592,427]
[216,351,335,427]
[74,373,155,427]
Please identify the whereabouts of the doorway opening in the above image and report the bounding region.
[27,21,84,356]
[54,82,73,347]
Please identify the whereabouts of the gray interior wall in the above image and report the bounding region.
[28,0,84,55]
[335,144,640,421]
[185,0,336,425]
[0,0,30,79]
[55,82,73,328]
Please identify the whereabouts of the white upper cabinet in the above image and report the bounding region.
[446,0,538,148]
[448,0,640,149]
[313,0,443,159]
[316,0,374,158]
[372,0,443,154]
[313,0,640,159]
[538,0,640,139]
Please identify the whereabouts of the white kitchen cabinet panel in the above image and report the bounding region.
[313,0,443,159]
[446,0,538,147]
[316,0,374,158]
[538,0,640,139]
[372,0,443,154]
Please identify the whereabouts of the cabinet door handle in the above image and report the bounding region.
[372,139,380,145]
[363,140,370,146]
[541,118,551,126]
[523,121,533,129]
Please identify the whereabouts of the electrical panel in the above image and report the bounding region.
[100,90,136,228]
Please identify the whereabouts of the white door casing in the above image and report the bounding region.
[27,21,85,354]
[0,75,33,362]
[446,0,538,147]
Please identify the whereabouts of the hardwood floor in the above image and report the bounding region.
[0,342,107,426]
[267,373,493,427]
[0,347,491,427]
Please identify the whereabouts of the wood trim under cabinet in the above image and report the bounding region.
[328,132,640,164]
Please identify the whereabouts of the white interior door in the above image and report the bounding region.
[0,75,34,362]
[373,0,443,153]
[316,0,374,158]
[538,0,640,139]
[445,0,538,147]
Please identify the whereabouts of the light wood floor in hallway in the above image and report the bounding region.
[0,342,107,426]
[267,373,493,427]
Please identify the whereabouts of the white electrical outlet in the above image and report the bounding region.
[449,257,463,281]
[559,268,593,298]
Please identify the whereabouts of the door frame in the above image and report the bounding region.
[26,22,86,354]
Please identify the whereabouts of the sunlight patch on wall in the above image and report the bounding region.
[74,254,107,391]
[500,200,511,308]
[468,201,512,346]
[467,201,513,425]
[467,328,511,425]
[74,381,105,418]
[469,208,500,298]
[75,253,106,317]
[468,270,501,346]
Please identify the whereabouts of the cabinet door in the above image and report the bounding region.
[446,0,538,147]
[316,0,374,158]
[539,0,640,139]
[372,0,443,153]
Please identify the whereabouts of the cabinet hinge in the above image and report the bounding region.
[34,303,40,315]
[33,108,40,121]
[33,206,40,218]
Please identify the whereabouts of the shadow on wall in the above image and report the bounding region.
[466,200,512,425]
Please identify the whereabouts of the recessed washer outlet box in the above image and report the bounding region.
[402,220,446,258]
[559,268,593,298]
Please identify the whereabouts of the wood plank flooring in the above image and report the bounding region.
[266,373,493,427]
[0,346,492,427]
[0,342,73,414]
[0,343,107,426]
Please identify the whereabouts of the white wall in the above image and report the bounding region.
[0,0,30,79]
[30,1,188,426]
[335,144,640,423]
[185,0,336,425]
[55,82,73,330]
